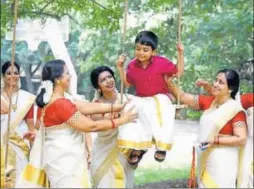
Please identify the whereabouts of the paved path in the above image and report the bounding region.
[138,120,199,169]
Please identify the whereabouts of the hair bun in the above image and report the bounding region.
[37,80,54,104]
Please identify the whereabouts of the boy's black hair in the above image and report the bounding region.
[135,31,158,50]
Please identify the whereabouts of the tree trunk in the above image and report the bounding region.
[24,65,35,94]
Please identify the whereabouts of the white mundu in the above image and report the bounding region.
[117,93,176,151]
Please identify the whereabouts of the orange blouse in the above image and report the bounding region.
[26,98,77,127]
[241,93,253,110]
[198,95,246,135]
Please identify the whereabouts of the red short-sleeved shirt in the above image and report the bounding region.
[126,55,177,97]
[26,98,77,127]
[198,95,246,135]
[241,93,253,110]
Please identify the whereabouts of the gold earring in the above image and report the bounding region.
[56,80,60,84]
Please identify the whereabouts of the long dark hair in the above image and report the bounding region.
[36,59,65,108]
[1,61,20,75]
[217,69,240,99]
[90,66,115,90]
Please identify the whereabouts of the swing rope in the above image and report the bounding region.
[175,0,187,109]
[177,0,182,106]
[177,2,195,185]
[120,0,128,104]
[4,0,19,185]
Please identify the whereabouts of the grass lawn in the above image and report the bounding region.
[134,166,190,185]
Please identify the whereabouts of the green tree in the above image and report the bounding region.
[1,0,253,110]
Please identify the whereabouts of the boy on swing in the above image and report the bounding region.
[116,31,184,165]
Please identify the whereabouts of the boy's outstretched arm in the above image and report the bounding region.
[176,43,184,76]
[195,79,213,95]
[116,54,132,88]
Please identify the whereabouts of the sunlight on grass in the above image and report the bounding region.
[134,167,190,185]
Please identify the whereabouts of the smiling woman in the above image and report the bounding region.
[16,60,137,188]
[89,66,140,188]
[0,61,36,187]
[166,69,248,188]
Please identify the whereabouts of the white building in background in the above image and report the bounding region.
[5,17,78,96]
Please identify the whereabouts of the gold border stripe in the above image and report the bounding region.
[113,159,125,188]
[153,96,163,127]
[22,164,49,187]
[202,168,218,188]
[117,140,152,149]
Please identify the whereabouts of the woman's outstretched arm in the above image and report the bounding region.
[166,78,200,110]
[195,78,213,95]
[73,99,127,115]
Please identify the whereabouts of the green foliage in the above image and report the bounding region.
[1,40,53,66]
[1,0,125,37]
[135,167,189,185]
[1,0,253,104]
[186,110,202,120]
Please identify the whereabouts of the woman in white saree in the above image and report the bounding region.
[1,94,10,187]
[240,93,253,188]
[16,59,137,188]
[196,79,253,188]
[167,69,248,188]
[89,66,142,188]
[1,61,36,187]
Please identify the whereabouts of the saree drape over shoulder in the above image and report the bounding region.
[197,97,246,188]
[16,98,91,188]
[90,93,136,188]
[90,128,135,188]
[0,89,35,187]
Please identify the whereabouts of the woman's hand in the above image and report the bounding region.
[199,137,219,150]
[23,130,36,141]
[119,105,138,123]
[195,78,210,88]
[199,142,212,151]
[113,100,130,112]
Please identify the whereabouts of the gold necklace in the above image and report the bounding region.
[3,88,19,112]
